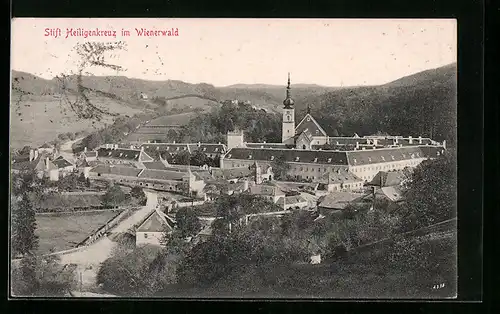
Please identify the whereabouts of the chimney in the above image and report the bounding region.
[418,136,423,144]
[45,157,50,171]
[34,149,39,161]
[442,140,446,149]
[130,145,134,149]
[84,147,87,152]
[140,146,144,152]
[218,142,221,144]
[355,142,359,149]
[29,149,34,162]
[173,140,176,144]
[408,136,413,144]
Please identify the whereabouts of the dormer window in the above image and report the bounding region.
[295,157,300,162]
[108,152,112,156]
[437,151,440,156]
[176,147,180,151]
[416,153,420,157]
[156,146,159,150]
[215,148,219,152]
[270,156,275,161]
[146,146,150,149]
[166,147,170,151]
[315,130,319,134]
[381,156,385,161]
[228,154,232,158]
[183,147,187,151]
[203,148,207,151]
[248,155,253,159]
[119,153,123,157]
[134,154,139,158]
[313,158,318,163]
[391,155,395,160]
[327,158,332,163]
[402,154,406,158]
[368,157,372,162]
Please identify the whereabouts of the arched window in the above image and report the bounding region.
[302,145,306,150]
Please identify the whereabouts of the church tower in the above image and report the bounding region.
[282,73,295,144]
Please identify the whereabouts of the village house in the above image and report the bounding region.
[317,191,372,214]
[276,194,309,210]
[52,155,75,177]
[136,208,175,247]
[78,147,98,162]
[96,144,154,168]
[11,151,59,181]
[88,165,206,197]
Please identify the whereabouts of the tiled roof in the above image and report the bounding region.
[277,195,307,205]
[140,143,226,155]
[246,143,288,149]
[346,146,442,166]
[97,147,143,161]
[89,165,143,177]
[318,192,366,210]
[143,161,169,170]
[40,143,53,148]
[249,184,285,197]
[11,156,57,172]
[320,170,363,184]
[52,157,73,169]
[137,209,174,232]
[327,137,369,145]
[377,186,404,202]
[369,171,405,187]
[140,169,187,181]
[295,114,327,137]
[225,148,349,165]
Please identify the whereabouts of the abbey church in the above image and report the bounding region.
[222,74,446,183]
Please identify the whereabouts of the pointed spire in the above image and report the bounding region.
[307,104,311,115]
[286,72,291,99]
[283,73,294,108]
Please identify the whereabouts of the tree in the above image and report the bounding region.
[11,197,39,257]
[102,184,128,207]
[270,154,291,181]
[85,177,91,188]
[11,253,76,296]
[130,186,147,206]
[175,207,202,238]
[399,153,457,230]
[11,171,45,257]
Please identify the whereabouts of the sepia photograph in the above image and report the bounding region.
[10,18,457,299]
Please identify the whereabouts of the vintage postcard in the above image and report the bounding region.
[10,18,457,298]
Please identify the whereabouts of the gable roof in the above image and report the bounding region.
[97,147,143,161]
[81,151,98,158]
[52,156,74,169]
[295,113,327,137]
[318,192,366,210]
[249,184,285,197]
[136,209,175,232]
[345,146,442,166]
[139,169,187,181]
[89,165,143,177]
[320,170,363,185]
[143,161,169,170]
[225,148,349,165]
[377,186,404,202]
[140,143,226,155]
[11,155,57,172]
[276,195,307,206]
[369,170,405,187]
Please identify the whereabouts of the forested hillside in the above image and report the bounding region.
[297,63,457,146]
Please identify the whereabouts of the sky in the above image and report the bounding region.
[11,18,457,87]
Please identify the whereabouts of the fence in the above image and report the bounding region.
[76,208,133,247]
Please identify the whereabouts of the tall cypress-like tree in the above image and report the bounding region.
[11,196,39,257]
[11,171,43,257]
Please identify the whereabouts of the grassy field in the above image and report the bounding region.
[35,211,120,254]
[10,94,142,149]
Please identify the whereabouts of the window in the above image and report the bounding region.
[144,233,148,239]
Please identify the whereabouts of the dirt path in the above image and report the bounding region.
[60,191,158,289]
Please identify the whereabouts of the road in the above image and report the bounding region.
[58,137,84,163]
[59,190,158,289]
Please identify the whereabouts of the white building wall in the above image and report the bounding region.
[136,232,164,246]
